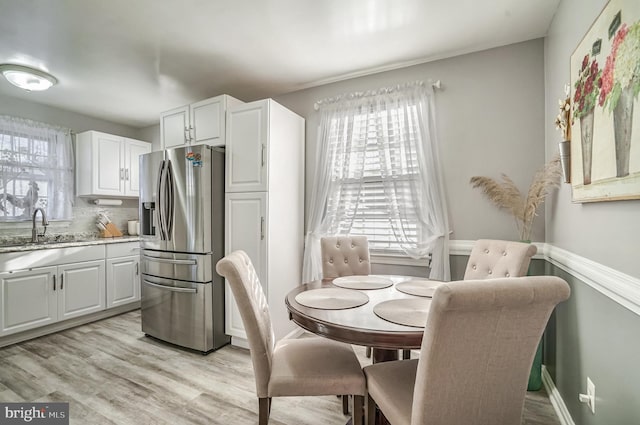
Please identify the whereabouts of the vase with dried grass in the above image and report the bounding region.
[469,156,563,242]
[470,157,562,391]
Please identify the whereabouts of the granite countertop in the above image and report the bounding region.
[0,234,140,254]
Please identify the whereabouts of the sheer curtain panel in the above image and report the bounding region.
[0,115,73,221]
[303,82,451,282]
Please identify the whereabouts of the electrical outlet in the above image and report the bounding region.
[587,377,596,414]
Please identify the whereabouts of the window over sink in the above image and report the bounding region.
[0,115,73,221]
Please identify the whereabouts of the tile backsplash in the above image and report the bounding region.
[0,197,139,239]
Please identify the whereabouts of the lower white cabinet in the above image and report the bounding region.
[58,260,106,321]
[0,260,105,336]
[106,242,141,308]
[0,241,141,339]
[225,192,267,339]
[106,256,140,308]
[0,266,57,335]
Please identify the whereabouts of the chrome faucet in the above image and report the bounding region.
[32,207,49,243]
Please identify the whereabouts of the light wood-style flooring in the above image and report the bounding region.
[0,311,561,425]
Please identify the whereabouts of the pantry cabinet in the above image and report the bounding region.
[224,99,305,343]
[160,94,244,149]
[75,130,151,198]
[224,192,267,339]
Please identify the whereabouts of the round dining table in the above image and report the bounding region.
[285,275,431,363]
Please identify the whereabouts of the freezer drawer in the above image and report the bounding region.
[141,249,212,283]
[141,274,228,352]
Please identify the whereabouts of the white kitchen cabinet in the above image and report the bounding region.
[75,130,151,198]
[225,192,267,339]
[224,99,305,343]
[160,94,244,149]
[58,260,105,321]
[0,259,105,336]
[106,242,141,308]
[0,266,57,335]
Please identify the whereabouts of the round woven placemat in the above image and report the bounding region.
[395,279,444,297]
[295,287,369,310]
[332,275,393,290]
[373,298,431,327]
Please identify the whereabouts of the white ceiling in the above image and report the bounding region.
[0,0,559,128]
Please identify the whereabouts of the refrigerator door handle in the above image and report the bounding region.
[165,160,175,238]
[156,160,166,240]
[143,280,197,294]
[142,255,197,266]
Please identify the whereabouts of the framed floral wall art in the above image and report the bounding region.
[570,0,640,202]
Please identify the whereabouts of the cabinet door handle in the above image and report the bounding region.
[260,217,265,240]
[125,168,130,181]
[60,274,64,290]
[189,125,194,142]
[136,263,139,276]
[120,168,125,180]
[184,126,190,143]
[261,144,266,167]
[53,274,56,291]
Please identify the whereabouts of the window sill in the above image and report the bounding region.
[370,253,429,267]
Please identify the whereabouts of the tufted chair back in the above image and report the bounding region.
[463,239,537,280]
[363,276,570,425]
[321,236,371,279]
[216,250,275,398]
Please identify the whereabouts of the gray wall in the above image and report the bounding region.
[0,93,146,237]
[275,39,547,242]
[545,0,640,423]
[545,0,640,279]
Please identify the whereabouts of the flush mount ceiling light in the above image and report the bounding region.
[0,64,57,91]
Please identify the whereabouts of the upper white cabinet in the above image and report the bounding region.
[160,94,244,149]
[75,131,151,198]
[225,101,269,192]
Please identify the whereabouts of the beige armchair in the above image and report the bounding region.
[463,239,537,280]
[363,276,570,425]
[216,250,365,425]
[321,235,371,278]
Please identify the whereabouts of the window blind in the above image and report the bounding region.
[326,105,422,254]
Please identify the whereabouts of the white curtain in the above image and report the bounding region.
[0,115,74,221]
[302,82,451,282]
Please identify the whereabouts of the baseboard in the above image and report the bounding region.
[0,302,140,348]
[542,366,575,425]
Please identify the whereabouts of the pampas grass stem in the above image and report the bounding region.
[470,155,562,241]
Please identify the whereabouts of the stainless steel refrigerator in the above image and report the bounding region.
[138,145,230,353]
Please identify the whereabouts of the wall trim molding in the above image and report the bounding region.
[450,240,640,317]
[542,366,575,425]
[543,243,640,317]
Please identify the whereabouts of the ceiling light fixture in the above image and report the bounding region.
[0,64,57,91]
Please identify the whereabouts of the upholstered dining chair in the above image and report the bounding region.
[321,235,371,279]
[216,250,365,425]
[463,239,537,280]
[363,276,570,425]
[321,235,379,363]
